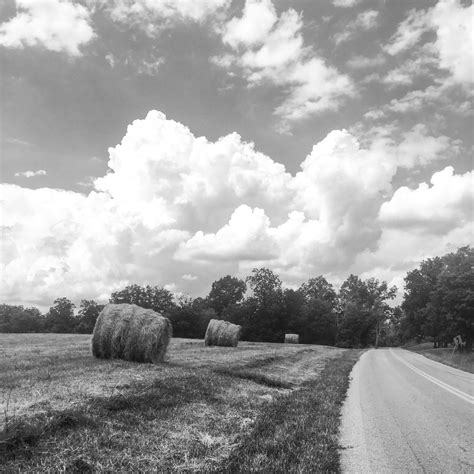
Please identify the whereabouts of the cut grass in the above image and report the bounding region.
[215,349,363,473]
[0,334,359,471]
[408,346,474,373]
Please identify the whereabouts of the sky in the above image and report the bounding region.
[0,0,473,309]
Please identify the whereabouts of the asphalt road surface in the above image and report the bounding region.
[340,348,474,473]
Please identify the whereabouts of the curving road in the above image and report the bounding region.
[340,348,474,473]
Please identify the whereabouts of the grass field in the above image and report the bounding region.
[407,342,474,373]
[0,334,362,472]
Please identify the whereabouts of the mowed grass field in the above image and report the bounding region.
[407,342,474,373]
[1,334,362,472]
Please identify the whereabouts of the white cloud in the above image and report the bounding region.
[14,169,47,178]
[386,82,472,116]
[333,0,361,7]
[346,54,386,69]
[384,8,430,56]
[394,124,456,168]
[222,0,277,48]
[1,111,471,306]
[431,0,474,84]
[382,44,438,87]
[335,9,379,44]
[104,0,230,34]
[379,167,473,234]
[215,1,354,131]
[0,0,95,56]
[383,0,473,87]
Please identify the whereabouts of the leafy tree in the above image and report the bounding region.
[299,276,337,307]
[337,275,396,347]
[245,268,284,341]
[207,275,246,316]
[110,284,175,314]
[0,305,44,333]
[298,277,338,345]
[167,296,216,339]
[400,247,473,349]
[432,247,474,349]
[246,268,282,310]
[76,300,104,334]
[402,257,444,342]
[45,297,76,333]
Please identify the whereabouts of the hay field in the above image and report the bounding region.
[0,333,357,472]
[407,343,474,373]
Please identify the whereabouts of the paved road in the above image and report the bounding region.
[340,348,474,473]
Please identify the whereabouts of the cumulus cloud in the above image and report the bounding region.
[0,0,95,56]
[1,111,471,306]
[431,0,474,84]
[383,0,473,86]
[14,169,47,178]
[214,0,354,132]
[379,167,473,233]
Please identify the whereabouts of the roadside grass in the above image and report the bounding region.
[0,334,358,471]
[216,349,363,473]
[408,346,474,373]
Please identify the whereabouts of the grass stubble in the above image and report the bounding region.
[0,334,362,472]
[407,342,473,373]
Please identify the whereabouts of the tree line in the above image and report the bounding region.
[1,246,471,349]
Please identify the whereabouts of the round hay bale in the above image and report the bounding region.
[284,333,299,344]
[91,303,172,363]
[204,319,241,347]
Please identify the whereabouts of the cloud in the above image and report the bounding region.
[0,0,95,56]
[103,0,230,35]
[214,0,354,131]
[222,0,277,48]
[384,8,430,56]
[14,169,47,178]
[379,166,473,234]
[346,54,386,69]
[382,44,438,87]
[1,111,471,306]
[385,82,472,116]
[383,0,473,87]
[334,9,379,45]
[182,274,198,281]
[333,0,361,7]
[431,0,474,84]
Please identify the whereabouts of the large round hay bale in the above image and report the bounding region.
[91,303,172,363]
[204,319,241,347]
[284,333,299,344]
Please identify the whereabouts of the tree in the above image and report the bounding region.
[433,247,474,350]
[402,257,444,343]
[45,298,76,333]
[337,275,396,347]
[76,300,104,334]
[246,268,282,310]
[245,268,284,341]
[401,247,473,349]
[110,284,175,314]
[299,276,337,307]
[167,296,216,339]
[298,276,338,345]
[207,275,246,316]
[0,305,44,333]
